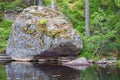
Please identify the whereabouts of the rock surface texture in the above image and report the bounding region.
[6,6,83,61]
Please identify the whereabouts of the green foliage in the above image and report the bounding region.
[0,64,7,79]
[117,60,120,66]
[43,0,120,58]
[81,8,120,58]
[42,0,120,58]
[0,19,13,53]
[0,0,22,11]
[40,19,47,25]
[43,0,51,6]
[90,8,120,55]
[0,0,119,58]
[115,0,120,8]
[0,12,3,22]
[68,0,75,3]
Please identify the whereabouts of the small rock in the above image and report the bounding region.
[98,64,107,68]
[96,58,107,64]
[53,75,61,77]
[87,59,94,63]
[63,57,89,66]
[38,59,46,62]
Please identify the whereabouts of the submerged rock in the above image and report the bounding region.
[96,58,107,64]
[63,57,90,70]
[6,6,83,61]
[63,57,89,66]
[96,58,117,64]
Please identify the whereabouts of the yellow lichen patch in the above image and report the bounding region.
[30,12,46,17]
[37,26,47,33]
[26,29,36,34]
[26,44,33,48]
[46,29,68,38]
[26,24,31,28]
[44,8,60,15]
[36,21,48,33]
[13,30,17,35]
[20,27,28,33]
[20,25,36,35]
[36,22,71,39]
[50,30,62,37]
[31,34,36,38]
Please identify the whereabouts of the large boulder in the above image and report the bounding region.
[6,6,83,61]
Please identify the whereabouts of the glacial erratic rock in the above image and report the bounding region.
[6,6,83,61]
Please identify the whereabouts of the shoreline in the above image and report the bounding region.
[0,53,119,65]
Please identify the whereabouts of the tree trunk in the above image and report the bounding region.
[34,0,36,5]
[85,0,90,36]
[38,0,44,6]
[51,0,54,9]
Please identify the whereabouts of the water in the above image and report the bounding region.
[0,61,120,80]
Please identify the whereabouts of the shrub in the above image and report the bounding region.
[40,19,47,25]
[0,13,3,22]
[0,19,13,53]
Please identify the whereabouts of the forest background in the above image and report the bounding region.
[0,0,120,59]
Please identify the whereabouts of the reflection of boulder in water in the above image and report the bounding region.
[6,62,35,80]
[5,62,81,80]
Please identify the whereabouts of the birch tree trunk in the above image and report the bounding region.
[34,0,36,5]
[38,0,44,6]
[85,0,90,36]
[51,0,54,9]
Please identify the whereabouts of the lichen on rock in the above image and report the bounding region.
[6,6,83,61]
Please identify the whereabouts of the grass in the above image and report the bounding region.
[117,60,120,65]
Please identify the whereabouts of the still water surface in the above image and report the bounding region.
[0,61,120,80]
